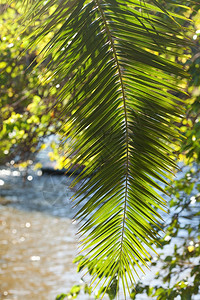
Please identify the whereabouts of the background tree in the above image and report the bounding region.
[0,3,72,168]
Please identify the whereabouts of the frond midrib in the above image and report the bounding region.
[95,0,130,273]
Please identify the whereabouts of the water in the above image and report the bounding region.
[0,168,76,218]
[0,167,93,300]
[0,206,80,300]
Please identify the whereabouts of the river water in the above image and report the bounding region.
[0,167,94,300]
[0,206,80,300]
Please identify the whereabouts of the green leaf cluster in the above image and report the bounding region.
[0,2,68,166]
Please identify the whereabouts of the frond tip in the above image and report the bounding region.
[21,0,191,297]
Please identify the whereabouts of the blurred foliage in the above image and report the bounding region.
[177,2,200,163]
[0,2,71,168]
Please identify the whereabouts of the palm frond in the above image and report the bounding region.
[19,0,191,297]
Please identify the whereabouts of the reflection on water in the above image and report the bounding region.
[0,206,89,300]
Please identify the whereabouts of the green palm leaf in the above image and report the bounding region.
[18,0,191,297]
